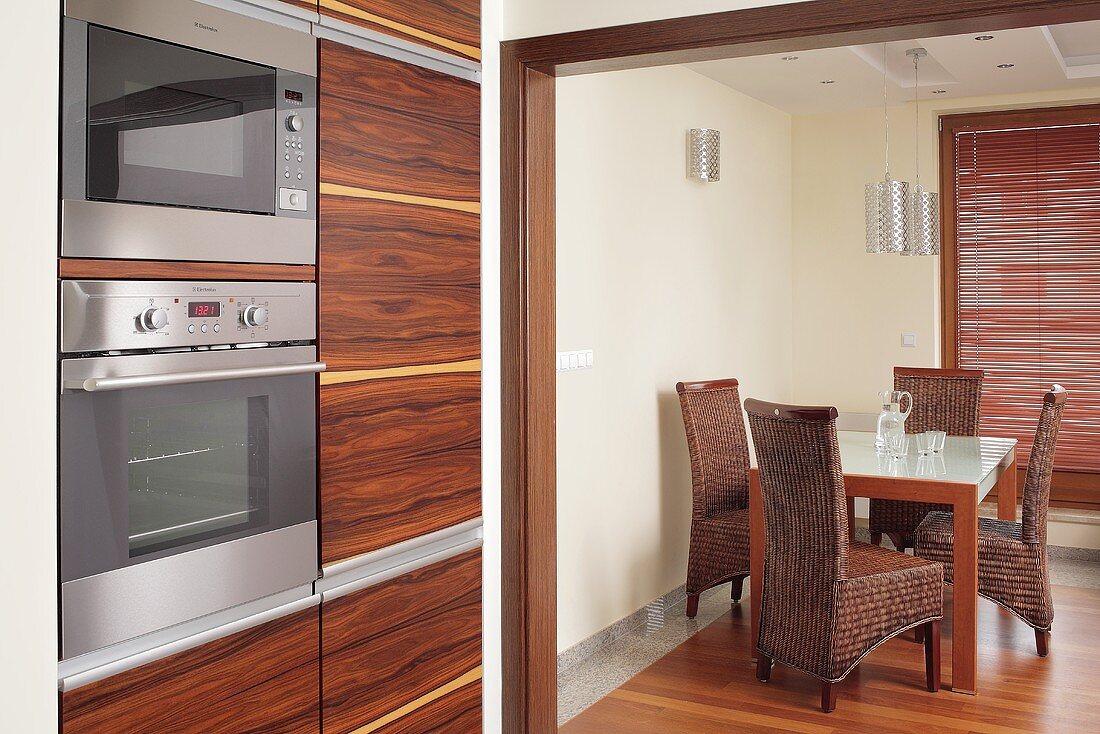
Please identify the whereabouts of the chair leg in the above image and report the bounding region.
[821,682,837,713]
[870,532,883,547]
[686,593,700,619]
[886,532,907,552]
[914,624,924,644]
[731,575,747,603]
[925,620,941,693]
[1036,629,1050,657]
[756,653,773,682]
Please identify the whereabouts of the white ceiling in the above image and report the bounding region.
[686,22,1100,115]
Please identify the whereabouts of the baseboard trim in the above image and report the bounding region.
[557,584,688,675]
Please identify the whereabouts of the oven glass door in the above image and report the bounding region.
[61,371,315,584]
[85,25,276,214]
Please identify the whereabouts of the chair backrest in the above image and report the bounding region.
[1021,385,1068,545]
[676,379,750,519]
[894,366,984,436]
[745,399,847,675]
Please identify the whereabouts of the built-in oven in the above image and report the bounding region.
[61,0,317,264]
[59,280,323,660]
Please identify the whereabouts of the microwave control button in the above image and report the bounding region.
[187,324,195,334]
[279,188,307,211]
[286,113,304,132]
[242,305,269,328]
[213,323,221,333]
[139,306,168,331]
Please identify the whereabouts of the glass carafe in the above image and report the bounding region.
[875,389,913,452]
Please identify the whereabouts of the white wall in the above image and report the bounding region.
[0,3,59,732]
[555,66,793,652]
[479,0,503,731]
[505,0,799,39]
[791,85,1100,414]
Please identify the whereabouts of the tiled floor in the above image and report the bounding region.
[557,533,1100,725]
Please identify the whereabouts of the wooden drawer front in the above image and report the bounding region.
[320,41,480,204]
[321,549,482,734]
[62,608,319,734]
[319,196,479,372]
[319,0,480,63]
[320,372,480,565]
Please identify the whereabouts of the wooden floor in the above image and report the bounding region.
[560,585,1100,733]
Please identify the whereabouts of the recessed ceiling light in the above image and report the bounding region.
[932,89,948,94]
[820,79,835,84]
[781,55,799,61]
[975,35,995,41]
[997,63,1015,69]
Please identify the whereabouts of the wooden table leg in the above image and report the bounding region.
[952,486,979,695]
[749,469,764,661]
[997,454,1018,522]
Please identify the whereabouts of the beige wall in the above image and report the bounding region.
[0,2,59,731]
[555,66,793,652]
[505,0,799,38]
[791,85,1100,414]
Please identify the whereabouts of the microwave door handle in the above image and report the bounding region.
[67,362,327,392]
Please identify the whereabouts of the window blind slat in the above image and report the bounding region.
[954,119,1100,473]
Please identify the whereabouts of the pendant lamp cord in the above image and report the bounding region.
[883,43,890,179]
[914,52,920,188]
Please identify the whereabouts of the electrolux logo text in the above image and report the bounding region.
[194,21,218,33]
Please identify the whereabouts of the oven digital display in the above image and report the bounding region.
[188,302,221,318]
[285,89,303,103]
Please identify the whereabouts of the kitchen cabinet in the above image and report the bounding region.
[319,0,480,63]
[321,549,482,733]
[318,39,481,567]
[61,607,319,734]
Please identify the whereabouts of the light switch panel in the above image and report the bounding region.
[557,349,594,372]
[901,333,917,348]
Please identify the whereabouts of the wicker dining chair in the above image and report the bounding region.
[869,366,984,551]
[676,379,752,619]
[745,398,943,713]
[915,385,1068,657]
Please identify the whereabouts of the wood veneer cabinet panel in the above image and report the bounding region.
[321,549,482,734]
[320,0,480,62]
[319,196,479,371]
[59,258,316,282]
[278,0,318,12]
[319,41,480,204]
[373,680,482,733]
[61,608,319,734]
[319,373,480,564]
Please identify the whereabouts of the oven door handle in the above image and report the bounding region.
[67,362,328,392]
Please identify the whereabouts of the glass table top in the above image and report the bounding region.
[836,431,1017,494]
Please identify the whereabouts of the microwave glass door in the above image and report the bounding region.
[85,25,276,214]
[61,371,315,584]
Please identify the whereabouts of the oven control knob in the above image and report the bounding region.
[285,113,304,132]
[242,305,269,328]
[139,306,169,331]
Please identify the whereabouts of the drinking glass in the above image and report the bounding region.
[928,430,947,453]
[886,433,910,460]
[915,431,935,456]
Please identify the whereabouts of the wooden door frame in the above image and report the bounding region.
[500,1,1100,730]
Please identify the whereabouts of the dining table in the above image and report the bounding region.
[748,430,1018,695]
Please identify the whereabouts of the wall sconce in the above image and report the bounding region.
[688,128,720,182]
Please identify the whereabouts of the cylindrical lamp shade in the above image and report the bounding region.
[865,177,909,253]
[688,128,720,182]
[903,186,940,256]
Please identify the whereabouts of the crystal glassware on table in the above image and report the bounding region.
[875,389,913,452]
[886,432,910,460]
[928,430,946,453]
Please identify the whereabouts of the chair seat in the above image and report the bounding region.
[829,542,944,680]
[914,511,1052,629]
[687,509,750,595]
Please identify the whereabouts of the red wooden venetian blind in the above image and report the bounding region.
[952,114,1100,473]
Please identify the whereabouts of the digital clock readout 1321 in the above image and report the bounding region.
[187,301,221,318]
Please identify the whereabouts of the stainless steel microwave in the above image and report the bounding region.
[61,0,317,264]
